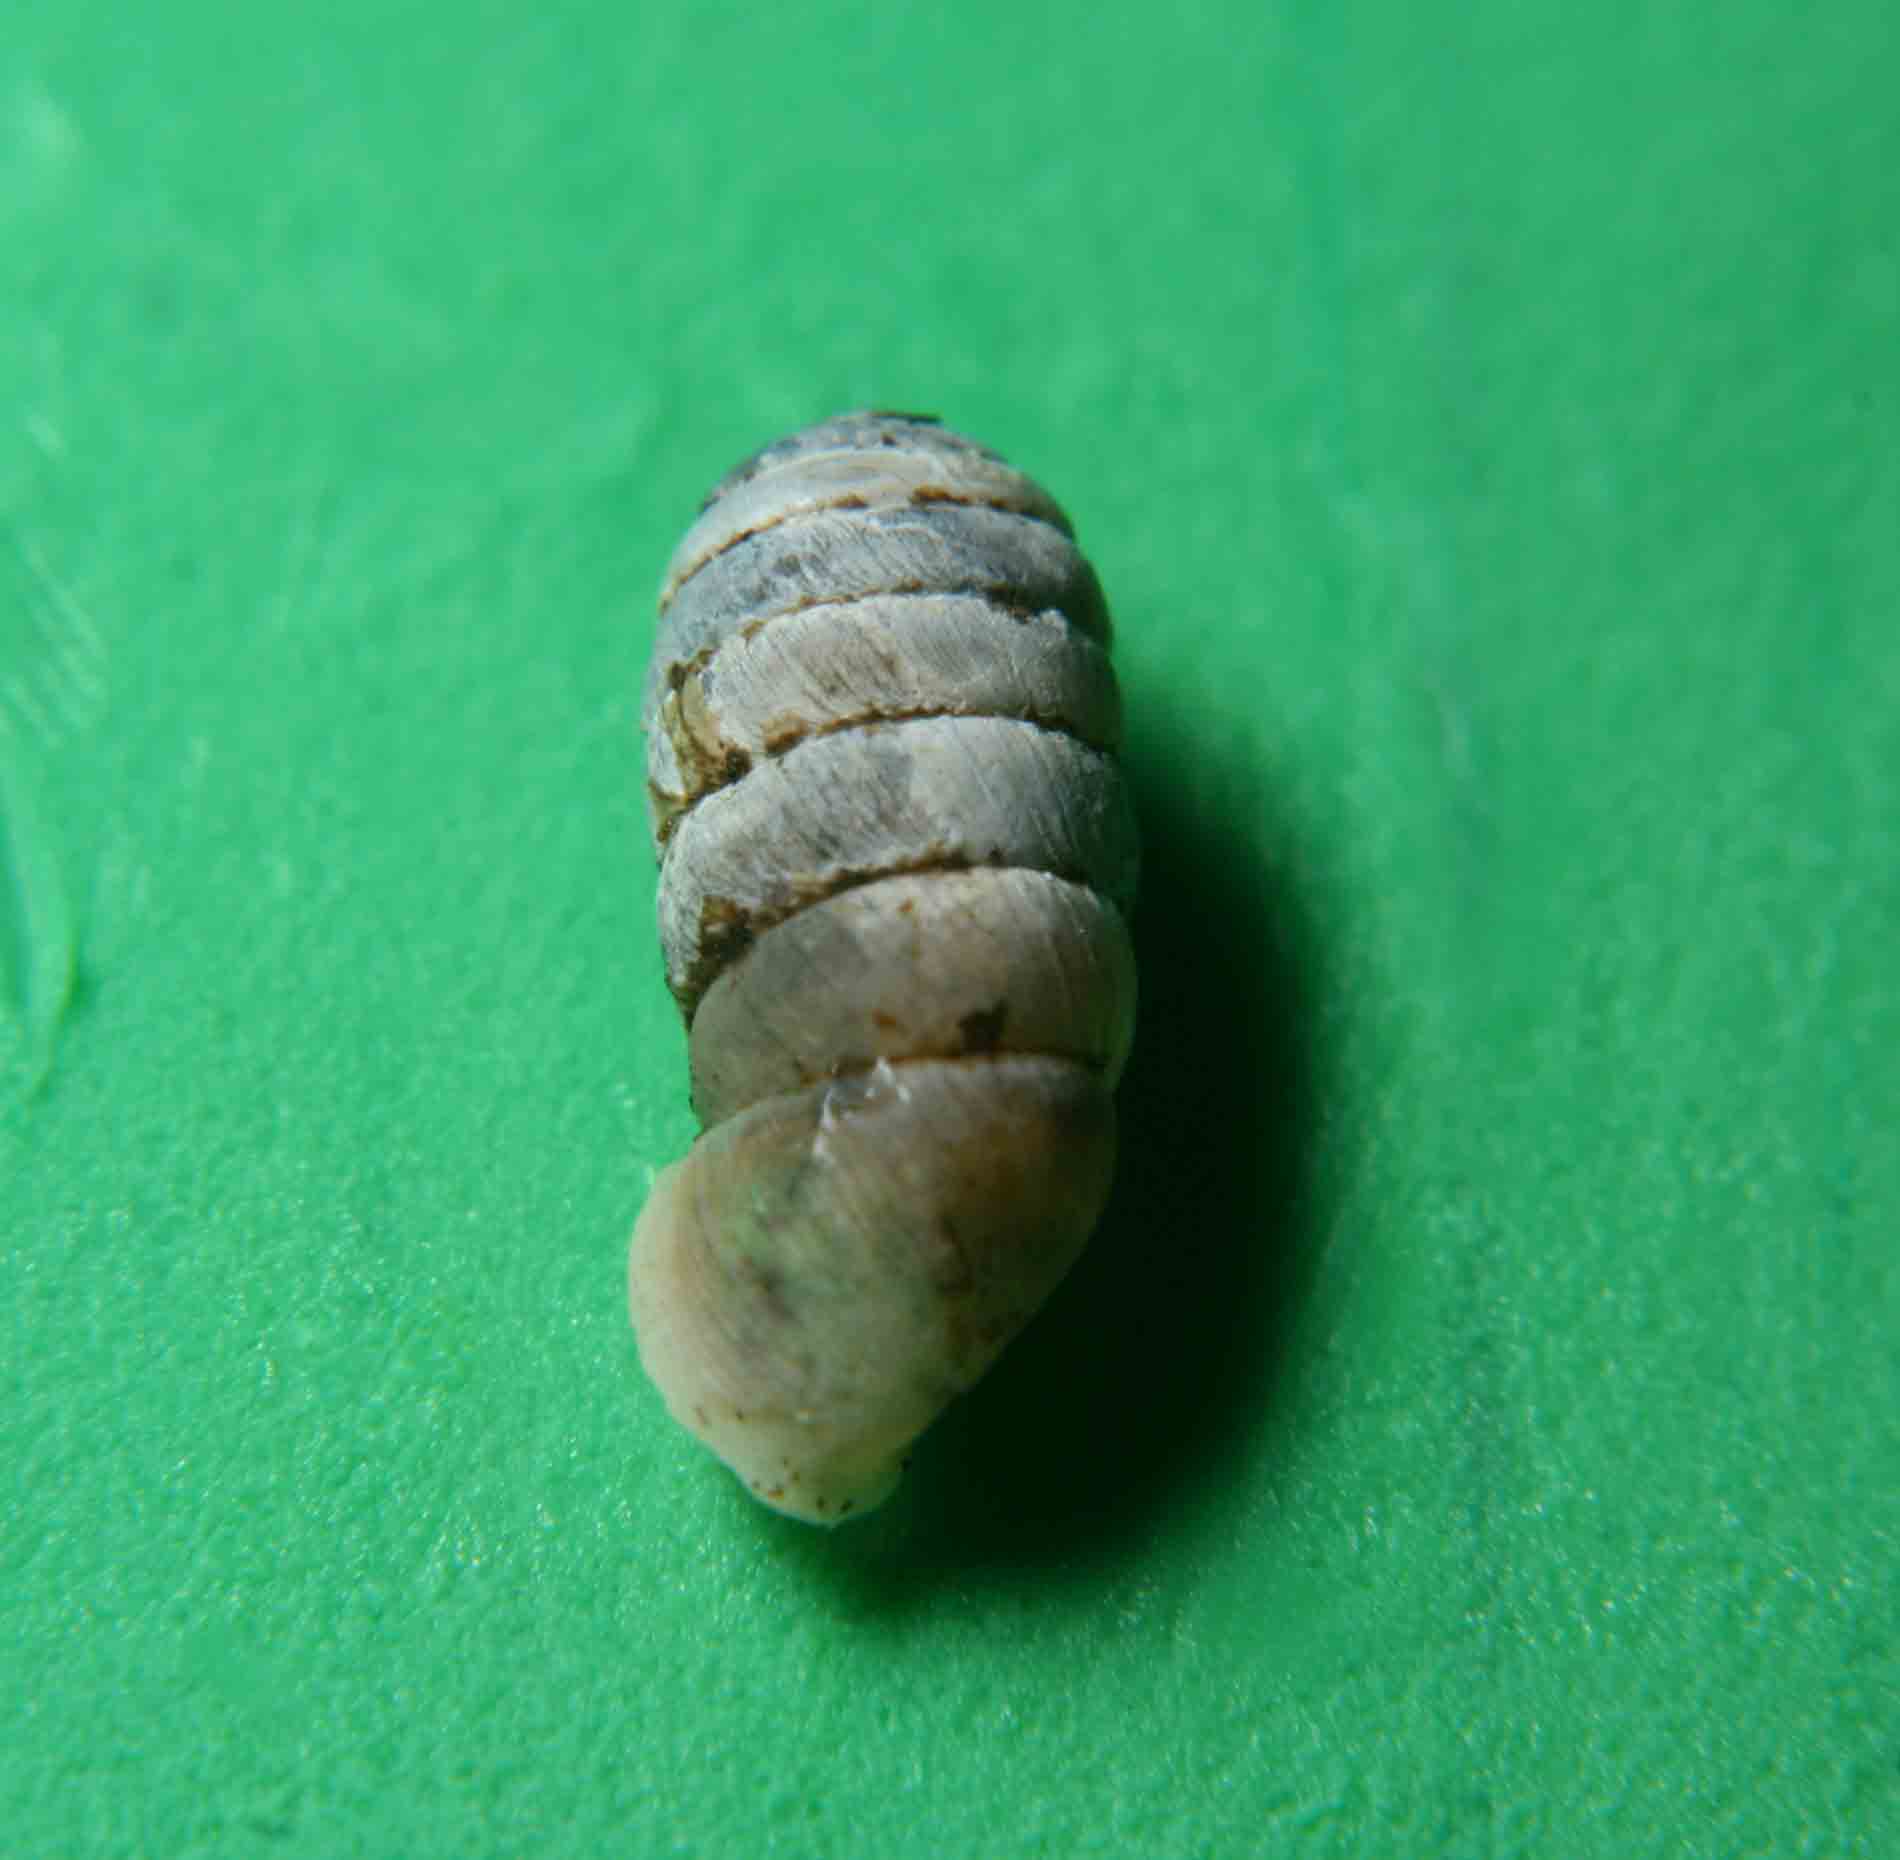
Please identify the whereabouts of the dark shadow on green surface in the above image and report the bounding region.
[789,714,1335,1604]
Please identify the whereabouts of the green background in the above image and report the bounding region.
[4,0,1895,1852]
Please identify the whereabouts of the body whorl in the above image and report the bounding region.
[630,413,1138,1523]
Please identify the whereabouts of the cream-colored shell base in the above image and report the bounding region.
[629,1055,1116,1524]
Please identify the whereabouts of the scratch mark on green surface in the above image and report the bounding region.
[0,76,81,220]
[4,530,109,748]
[0,529,100,1103]
[0,722,75,1103]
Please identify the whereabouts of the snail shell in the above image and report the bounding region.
[630,412,1138,1523]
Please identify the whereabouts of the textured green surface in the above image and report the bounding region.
[5,1,1897,1853]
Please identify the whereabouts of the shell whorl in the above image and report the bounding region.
[630,413,1139,1523]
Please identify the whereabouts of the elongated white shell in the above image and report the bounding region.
[630,412,1138,1523]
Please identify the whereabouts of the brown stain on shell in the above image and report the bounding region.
[956,1001,1009,1054]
